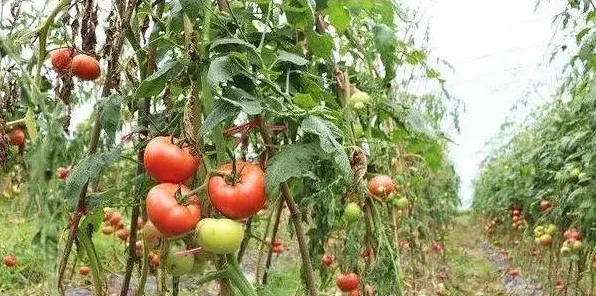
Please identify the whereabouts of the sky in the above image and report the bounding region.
[403,0,574,208]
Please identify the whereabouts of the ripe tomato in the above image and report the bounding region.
[79,266,90,276]
[336,273,360,292]
[512,209,521,217]
[117,228,129,241]
[144,136,200,183]
[367,175,394,198]
[143,220,162,248]
[540,200,552,211]
[321,254,334,266]
[149,252,160,267]
[195,218,244,254]
[101,226,115,235]
[71,54,101,81]
[57,167,70,180]
[166,243,195,276]
[108,211,122,227]
[50,48,73,72]
[8,128,25,146]
[3,254,16,267]
[208,162,265,219]
[272,245,285,254]
[271,239,282,247]
[344,202,362,222]
[146,183,201,237]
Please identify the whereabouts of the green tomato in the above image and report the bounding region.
[343,202,362,222]
[560,246,571,255]
[352,123,364,138]
[545,224,557,236]
[348,91,371,109]
[533,225,545,237]
[195,218,244,254]
[571,240,583,251]
[394,197,409,210]
[166,242,195,277]
[570,168,581,179]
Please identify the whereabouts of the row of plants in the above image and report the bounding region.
[474,1,596,294]
[0,0,460,295]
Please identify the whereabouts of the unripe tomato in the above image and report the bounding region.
[79,266,90,276]
[343,202,362,222]
[71,54,101,81]
[367,175,394,198]
[545,224,557,235]
[142,220,162,248]
[56,167,70,180]
[208,162,266,219]
[165,243,195,276]
[8,128,25,146]
[3,254,16,267]
[102,226,115,235]
[348,91,371,109]
[336,273,360,292]
[195,218,244,254]
[393,197,409,209]
[321,254,334,266]
[144,136,200,183]
[146,183,201,237]
[538,234,552,246]
[50,48,73,72]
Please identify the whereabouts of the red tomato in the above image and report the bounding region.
[146,183,201,237]
[512,209,521,217]
[540,200,552,211]
[57,167,70,180]
[3,254,16,267]
[108,211,122,227]
[8,128,25,146]
[208,162,266,219]
[271,239,282,247]
[336,273,360,292]
[117,228,129,241]
[149,252,160,267]
[50,48,73,72]
[367,175,394,198]
[79,266,90,276]
[321,254,334,266]
[144,136,200,183]
[71,54,101,81]
[272,245,285,254]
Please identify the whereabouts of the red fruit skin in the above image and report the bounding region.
[146,183,201,237]
[143,136,200,183]
[8,129,25,146]
[79,266,90,276]
[336,273,360,292]
[321,254,334,266]
[271,239,282,247]
[117,228,130,241]
[108,212,122,227]
[367,175,395,198]
[3,255,16,267]
[57,167,70,179]
[51,48,73,72]
[208,162,266,219]
[272,245,285,254]
[71,54,101,81]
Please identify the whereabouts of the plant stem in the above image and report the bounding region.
[262,198,284,284]
[226,254,258,296]
[237,216,253,263]
[258,117,318,296]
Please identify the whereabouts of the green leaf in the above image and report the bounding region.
[300,116,351,179]
[199,100,239,136]
[97,94,123,144]
[283,0,315,30]
[266,143,322,193]
[65,149,121,208]
[325,0,350,32]
[307,31,333,58]
[276,50,309,66]
[178,0,208,19]
[373,24,396,82]
[293,93,317,109]
[406,49,427,65]
[210,38,257,53]
[208,56,240,86]
[135,60,185,99]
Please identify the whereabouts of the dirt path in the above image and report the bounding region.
[445,214,543,296]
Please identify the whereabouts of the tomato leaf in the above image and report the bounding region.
[300,115,351,180]
[135,60,185,99]
[97,94,123,145]
[64,149,121,208]
[266,143,323,193]
[276,50,309,67]
[208,56,241,86]
[199,100,239,136]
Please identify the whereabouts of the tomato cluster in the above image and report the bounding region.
[50,48,101,81]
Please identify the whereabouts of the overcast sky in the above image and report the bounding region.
[403,0,574,208]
